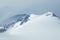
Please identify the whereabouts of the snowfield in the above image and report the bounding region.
[0,12,60,40]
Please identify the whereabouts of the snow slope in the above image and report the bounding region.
[7,14,39,34]
[0,13,30,32]
[0,12,60,40]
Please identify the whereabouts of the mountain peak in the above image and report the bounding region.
[44,12,57,17]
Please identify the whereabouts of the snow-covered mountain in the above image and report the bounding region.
[0,13,39,33]
[0,14,30,32]
[0,12,60,40]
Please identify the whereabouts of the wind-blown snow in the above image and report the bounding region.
[0,12,60,40]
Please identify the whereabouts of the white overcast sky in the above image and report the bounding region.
[0,0,60,22]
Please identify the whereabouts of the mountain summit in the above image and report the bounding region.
[43,12,60,19]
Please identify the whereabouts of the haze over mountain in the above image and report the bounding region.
[0,12,60,40]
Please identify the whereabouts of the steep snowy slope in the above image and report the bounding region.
[0,12,60,40]
[0,13,30,32]
[7,14,39,32]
